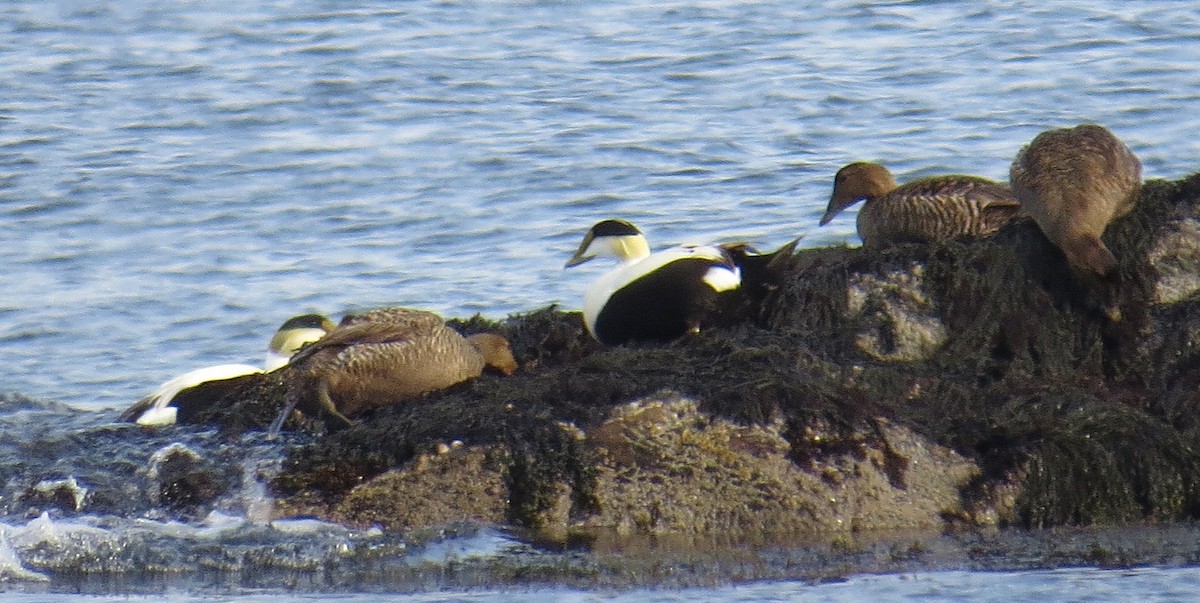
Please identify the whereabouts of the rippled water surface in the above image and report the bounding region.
[1,0,1200,599]
[4,0,1198,409]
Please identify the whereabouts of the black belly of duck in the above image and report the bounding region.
[593,257,735,346]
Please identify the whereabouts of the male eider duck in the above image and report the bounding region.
[270,307,517,432]
[820,162,1022,247]
[1009,124,1141,279]
[564,219,747,346]
[119,313,334,427]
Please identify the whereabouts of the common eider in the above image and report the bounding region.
[564,219,746,346]
[270,307,517,432]
[819,162,1022,247]
[1009,124,1142,278]
[119,313,335,427]
[265,314,338,370]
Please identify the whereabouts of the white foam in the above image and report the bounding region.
[241,455,277,526]
[5,512,117,561]
[270,518,350,535]
[407,528,523,565]
[132,510,247,541]
[31,476,88,511]
[200,510,249,533]
[0,529,48,582]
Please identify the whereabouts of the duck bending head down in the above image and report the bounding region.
[564,219,742,346]
[1009,123,1141,279]
[269,308,517,433]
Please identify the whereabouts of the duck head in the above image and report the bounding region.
[467,332,518,375]
[265,313,335,371]
[820,162,898,226]
[564,219,652,267]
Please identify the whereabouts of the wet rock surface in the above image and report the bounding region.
[181,172,1200,540]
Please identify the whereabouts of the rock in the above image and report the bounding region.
[1147,195,1200,304]
[271,393,976,537]
[845,263,947,362]
[146,443,229,517]
[321,446,509,530]
[191,172,1200,539]
[19,476,88,515]
[580,395,975,535]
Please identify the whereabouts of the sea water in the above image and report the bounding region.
[1,0,1199,599]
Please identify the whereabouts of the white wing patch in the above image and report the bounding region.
[703,265,741,292]
[135,363,262,426]
[136,406,178,427]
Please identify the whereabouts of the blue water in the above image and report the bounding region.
[266,566,1200,602]
[2,0,1200,599]
[7,567,1200,602]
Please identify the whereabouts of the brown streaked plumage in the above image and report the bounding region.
[275,308,517,430]
[1009,124,1142,278]
[820,162,1022,247]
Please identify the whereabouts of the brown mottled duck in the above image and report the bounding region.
[271,307,517,431]
[820,161,1022,247]
[1009,123,1142,278]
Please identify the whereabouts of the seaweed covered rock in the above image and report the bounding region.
[767,173,1200,528]
[580,395,975,534]
[189,172,1200,538]
[280,392,977,536]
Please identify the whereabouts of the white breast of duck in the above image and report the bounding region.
[566,219,742,346]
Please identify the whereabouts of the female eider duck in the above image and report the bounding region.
[819,162,1022,247]
[1009,124,1141,279]
[564,219,746,346]
[270,307,517,432]
[119,313,335,427]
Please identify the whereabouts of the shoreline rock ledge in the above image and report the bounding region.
[198,171,1200,540]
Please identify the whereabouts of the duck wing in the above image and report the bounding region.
[287,309,444,366]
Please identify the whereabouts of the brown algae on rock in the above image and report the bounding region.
[183,171,1200,540]
[582,395,976,535]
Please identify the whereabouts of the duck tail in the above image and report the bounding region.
[764,237,800,269]
[722,236,801,302]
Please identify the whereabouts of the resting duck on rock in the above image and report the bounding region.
[819,162,1023,247]
[1009,123,1142,279]
[565,219,795,346]
[270,307,517,432]
[120,313,334,427]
